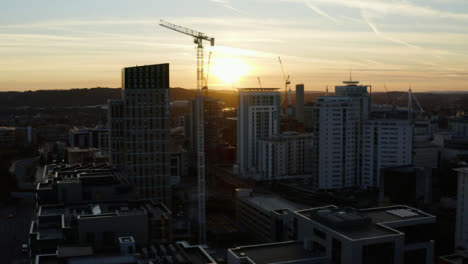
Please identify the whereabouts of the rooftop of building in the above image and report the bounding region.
[365,119,412,125]
[439,251,468,264]
[445,138,468,149]
[455,167,468,175]
[37,163,127,190]
[38,199,170,219]
[70,126,107,133]
[381,165,425,174]
[67,147,99,153]
[239,191,307,213]
[35,241,216,264]
[238,88,280,92]
[335,79,370,88]
[229,241,326,264]
[123,63,169,70]
[360,205,434,224]
[296,205,434,240]
[35,253,139,264]
[173,241,217,264]
[0,126,16,131]
[33,200,171,241]
[297,206,396,240]
[448,115,468,123]
[316,96,360,102]
[261,131,313,141]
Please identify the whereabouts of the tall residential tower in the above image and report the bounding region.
[311,96,361,189]
[455,167,468,250]
[295,84,305,123]
[237,88,281,176]
[109,63,171,205]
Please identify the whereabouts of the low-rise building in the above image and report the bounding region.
[439,251,468,264]
[448,115,468,137]
[67,147,108,165]
[235,189,307,243]
[0,126,16,146]
[229,204,435,264]
[69,126,109,154]
[35,240,216,264]
[36,163,134,205]
[29,200,172,257]
[380,165,432,205]
[228,241,328,264]
[294,205,436,264]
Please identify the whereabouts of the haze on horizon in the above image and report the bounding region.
[1,0,467,92]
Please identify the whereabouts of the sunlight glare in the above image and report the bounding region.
[211,57,250,84]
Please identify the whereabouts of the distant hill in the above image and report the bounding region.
[0,87,239,108]
[0,88,121,108]
[1,88,467,113]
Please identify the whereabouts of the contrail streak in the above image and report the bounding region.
[305,0,338,22]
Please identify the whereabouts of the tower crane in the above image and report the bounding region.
[159,19,214,245]
[257,77,262,88]
[278,56,291,115]
[383,83,392,106]
[408,86,424,121]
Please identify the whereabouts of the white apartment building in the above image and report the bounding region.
[335,79,371,121]
[258,132,313,181]
[311,96,361,189]
[237,88,281,176]
[361,119,413,188]
[455,167,468,250]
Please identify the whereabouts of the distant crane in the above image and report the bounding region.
[159,19,214,245]
[408,86,424,121]
[278,56,291,115]
[383,83,393,106]
[384,85,424,121]
[257,77,262,88]
[203,51,212,96]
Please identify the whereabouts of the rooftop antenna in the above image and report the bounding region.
[326,85,329,96]
[349,65,352,82]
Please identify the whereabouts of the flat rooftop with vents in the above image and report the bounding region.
[296,205,435,241]
[228,241,327,264]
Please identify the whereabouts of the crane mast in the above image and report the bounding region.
[159,19,214,245]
